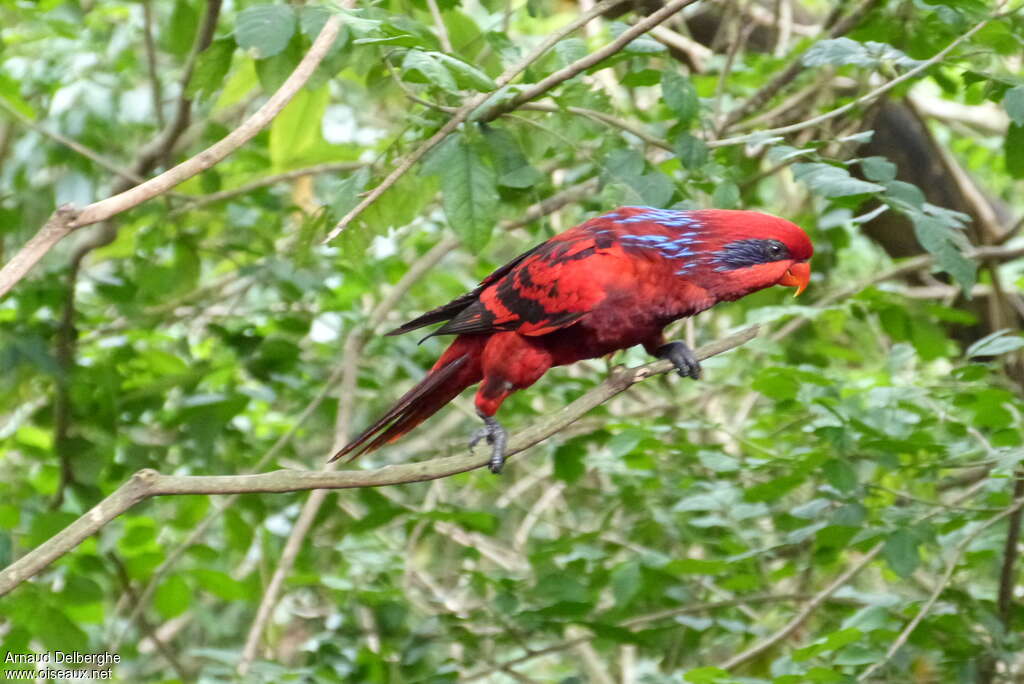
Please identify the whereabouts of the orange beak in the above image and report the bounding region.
[778,261,811,297]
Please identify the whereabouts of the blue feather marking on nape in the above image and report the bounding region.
[618,234,699,260]
[618,207,700,228]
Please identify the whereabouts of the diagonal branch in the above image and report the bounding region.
[0,12,345,300]
[722,478,992,672]
[0,326,759,598]
[322,0,662,243]
[719,0,882,131]
[477,0,699,123]
[710,8,999,150]
[857,497,1024,682]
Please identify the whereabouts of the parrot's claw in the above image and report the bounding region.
[469,415,508,475]
[656,341,702,380]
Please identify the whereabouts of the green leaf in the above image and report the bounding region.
[428,133,499,250]
[711,181,739,209]
[482,125,544,188]
[1005,123,1024,179]
[164,0,198,56]
[610,561,642,606]
[0,72,35,119]
[883,529,919,578]
[1003,85,1024,126]
[155,574,191,619]
[269,85,329,171]
[684,666,731,683]
[431,52,497,91]
[966,329,1024,358]
[745,474,804,502]
[752,367,800,401]
[823,459,857,492]
[662,71,699,124]
[803,38,921,69]
[911,214,976,293]
[675,133,708,169]
[187,38,235,98]
[861,156,896,182]
[402,49,458,93]
[553,37,587,67]
[192,569,249,600]
[553,437,587,483]
[792,162,885,198]
[236,5,297,59]
[884,179,925,210]
[793,627,863,661]
[667,558,729,575]
[255,36,303,92]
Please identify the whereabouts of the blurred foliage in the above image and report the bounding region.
[1,0,1024,682]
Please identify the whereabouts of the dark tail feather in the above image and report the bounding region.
[330,346,480,463]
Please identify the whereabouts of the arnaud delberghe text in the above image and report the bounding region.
[5,652,120,668]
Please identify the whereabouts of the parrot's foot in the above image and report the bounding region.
[656,341,702,380]
[469,415,508,475]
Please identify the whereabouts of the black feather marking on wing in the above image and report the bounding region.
[428,302,503,338]
[385,242,546,337]
[385,290,479,337]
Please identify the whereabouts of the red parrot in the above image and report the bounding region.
[332,206,812,473]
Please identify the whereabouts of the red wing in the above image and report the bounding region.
[432,228,617,337]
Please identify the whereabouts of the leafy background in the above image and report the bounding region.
[1,0,1024,682]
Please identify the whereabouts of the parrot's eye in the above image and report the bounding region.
[766,241,787,260]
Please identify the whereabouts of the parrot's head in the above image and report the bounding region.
[690,210,813,302]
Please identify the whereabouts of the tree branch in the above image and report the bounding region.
[857,498,1024,682]
[478,0,699,123]
[720,0,882,130]
[997,474,1024,628]
[0,12,344,300]
[722,478,992,672]
[169,161,365,216]
[721,543,885,671]
[711,8,999,149]
[0,326,759,597]
[321,0,635,243]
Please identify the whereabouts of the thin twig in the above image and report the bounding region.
[141,0,164,130]
[426,0,453,53]
[107,553,191,682]
[0,99,146,186]
[720,544,885,670]
[463,593,858,681]
[170,161,365,215]
[649,25,711,73]
[723,478,992,672]
[997,474,1024,628]
[480,0,699,122]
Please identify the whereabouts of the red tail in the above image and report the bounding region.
[330,336,485,462]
